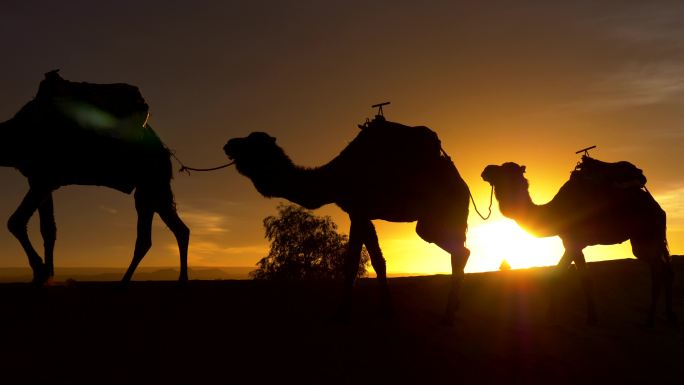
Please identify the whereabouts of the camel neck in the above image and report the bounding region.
[279,164,337,209]
[250,160,337,210]
[496,187,558,237]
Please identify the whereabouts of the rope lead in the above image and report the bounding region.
[168,147,235,175]
[440,146,493,221]
[470,185,494,220]
[178,162,235,175]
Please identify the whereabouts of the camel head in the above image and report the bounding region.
[481,162,528,187]
[224,132,294,197]
[481,162,531,215]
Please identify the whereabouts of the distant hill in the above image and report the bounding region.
[1,256,681,282]
[0,266,255,282]
[0,266,440,282]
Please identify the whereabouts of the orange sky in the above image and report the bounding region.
[1,1,683,275]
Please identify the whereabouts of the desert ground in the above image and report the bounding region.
[0,257,682,385]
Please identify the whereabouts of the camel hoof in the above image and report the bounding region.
[31,265,49,286]
[117,278,132,292]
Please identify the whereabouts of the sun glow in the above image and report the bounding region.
[466,219,564,273]
[370,219,567,276]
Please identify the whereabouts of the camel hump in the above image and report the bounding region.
[36,70,149,127]
[572,155,647,189]
[353,115,443,162]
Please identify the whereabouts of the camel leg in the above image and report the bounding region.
[362,221,392,316]
[38,194,56,278]
[547,250,573,322]
[338,217,365,319]
[416,220,469,324]
[646,260,664,327]
[121,192,154,283]
[432,238,470,324]
[7,187,51,284]
[574,253,597,325]
[158,206,190,283]
[437,243,470,325]
[663,255,676,324]
[446,244,470,321]
[633,240,668,326]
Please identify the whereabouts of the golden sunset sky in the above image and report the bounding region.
[1,1,683,275]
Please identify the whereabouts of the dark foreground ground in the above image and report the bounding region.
[1,258,683,385]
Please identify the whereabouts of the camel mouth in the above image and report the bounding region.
[223,140,238,160]
[481,165,498,185]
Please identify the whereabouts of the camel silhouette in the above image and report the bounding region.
[0,71,189,284]
[224,115,471,320]
[481,159,674,325]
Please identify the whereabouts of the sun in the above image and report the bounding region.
[465,219,565,273]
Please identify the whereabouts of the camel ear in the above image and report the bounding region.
[520,165,526,173]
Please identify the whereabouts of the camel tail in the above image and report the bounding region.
[163,152,177,210]
[659,206,672,278]
[142,134,178,210]
[660,194,669,264]
[643,186,669,263]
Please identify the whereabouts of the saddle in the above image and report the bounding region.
[34,70,150,134]
[572,155,647,190]
[357,114,444,162]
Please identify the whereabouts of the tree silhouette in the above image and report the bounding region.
[251,204,370,280]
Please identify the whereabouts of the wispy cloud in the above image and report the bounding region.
[570,5,684,111]
[654,185,684,232]
[99,205,118,215]
[170,207,231,236]
[168,240,267,266]
[574,63,684,110]
[599,5,684,45]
